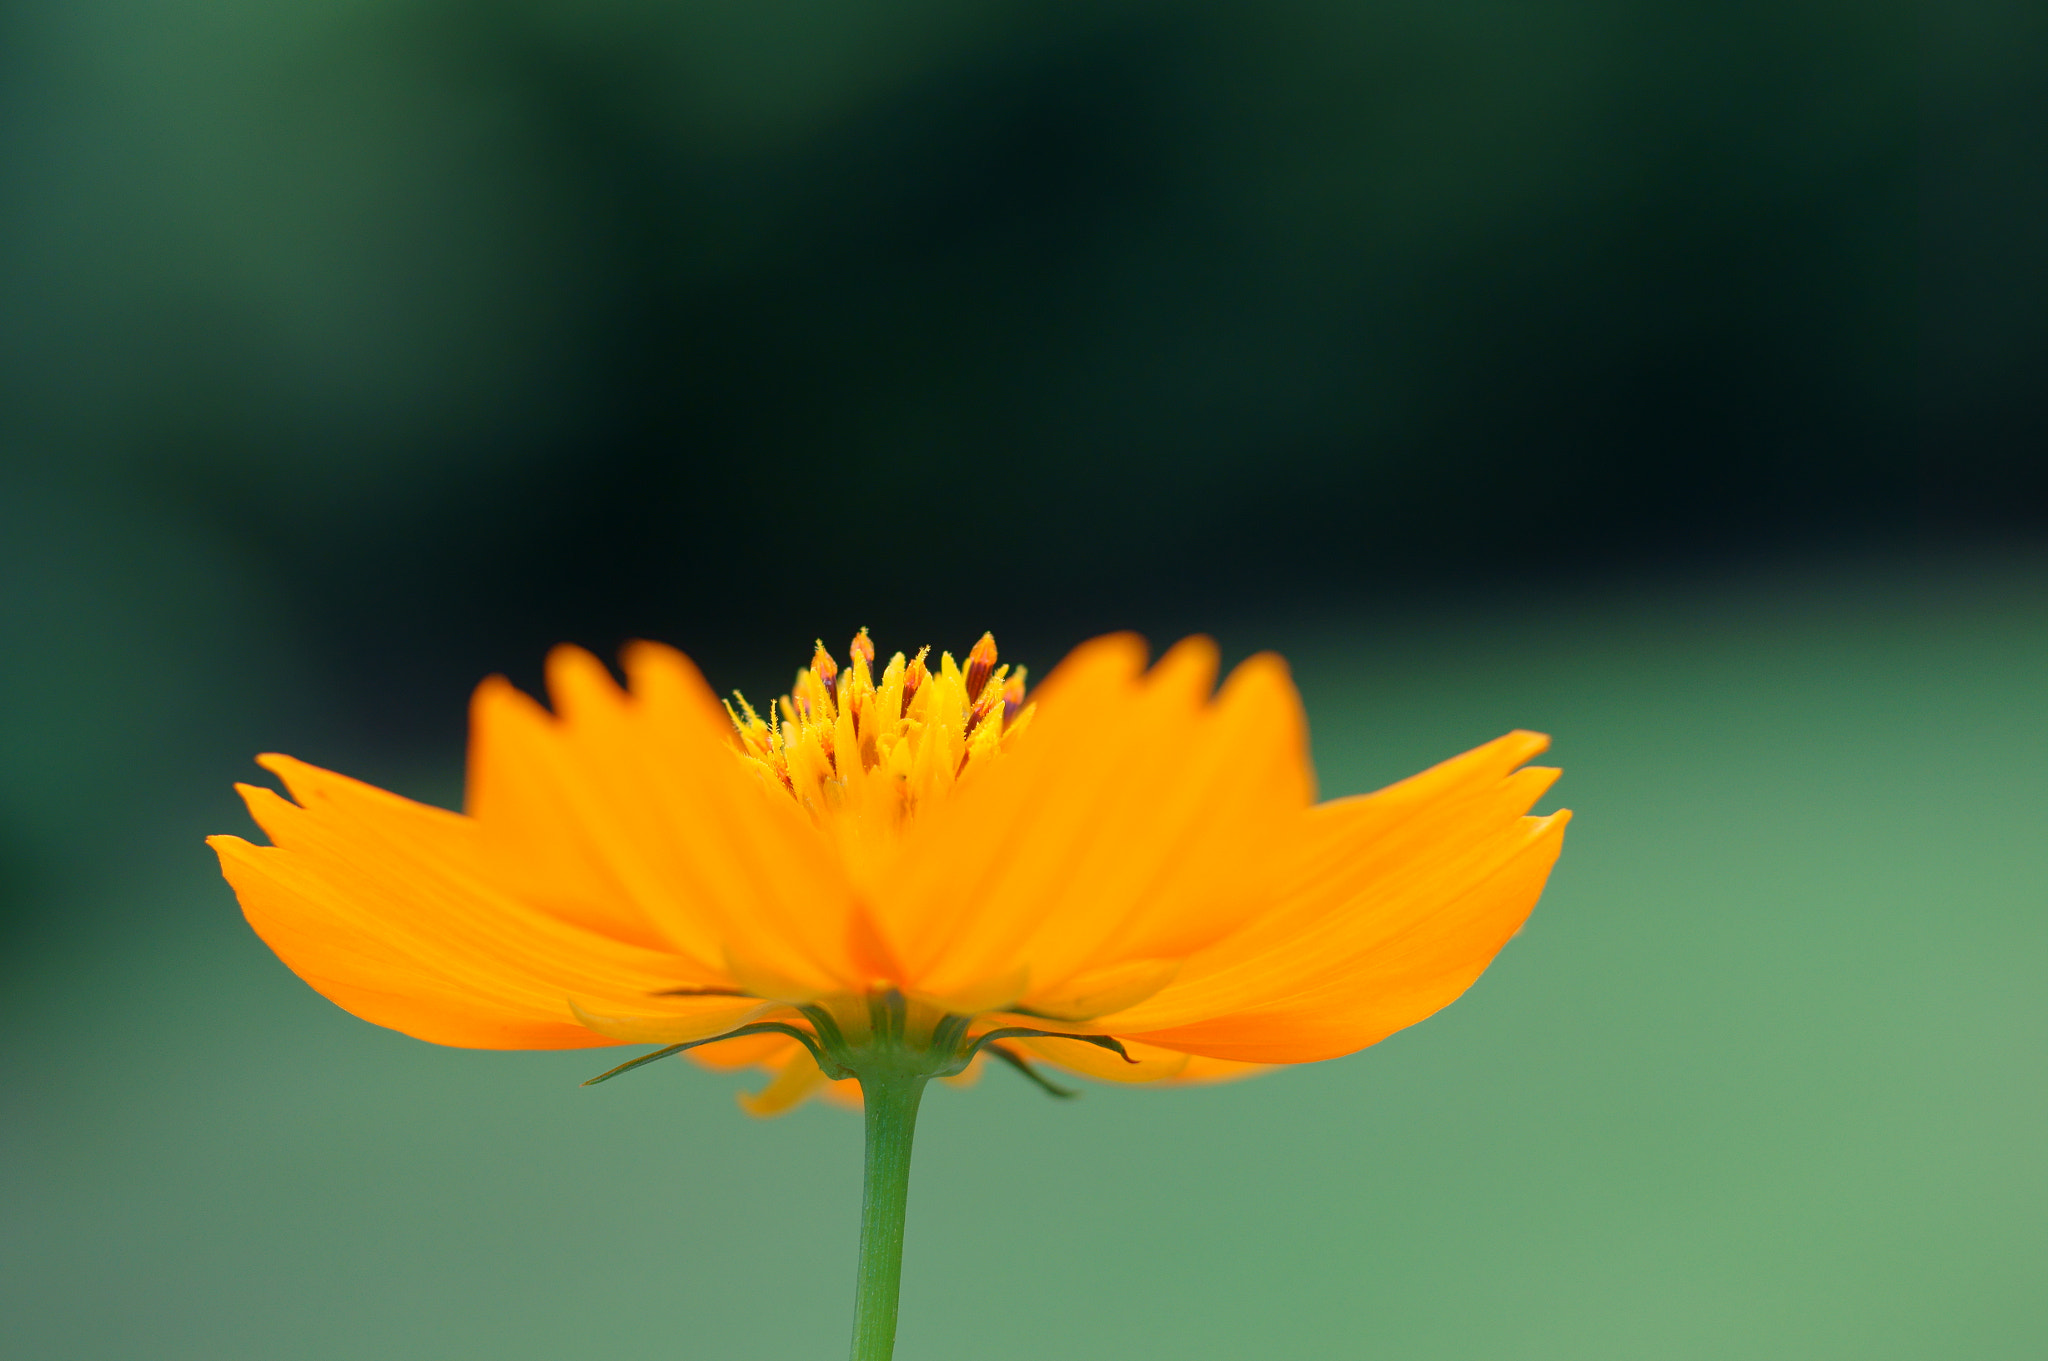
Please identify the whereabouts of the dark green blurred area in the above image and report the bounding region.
[2,0,2040,701]
[3,1,2046,1357]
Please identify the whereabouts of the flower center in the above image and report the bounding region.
[725,630,1032,821]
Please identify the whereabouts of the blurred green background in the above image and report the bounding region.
[3,0,2045,1357]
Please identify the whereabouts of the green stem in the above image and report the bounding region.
[849,1069,928,1361]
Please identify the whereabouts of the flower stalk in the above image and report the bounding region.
[849,1066,927,1361]
[577,987,1149,1360]
[766,991,1135,1361]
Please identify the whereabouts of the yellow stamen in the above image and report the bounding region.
[727,632,1034,825]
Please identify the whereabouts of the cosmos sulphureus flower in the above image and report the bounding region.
[210,630,1568,1361]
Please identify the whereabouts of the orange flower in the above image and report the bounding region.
[209,631,1568,1113]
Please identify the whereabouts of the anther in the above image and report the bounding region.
[963,632,999,703]
[901,648,929,716]
[812,641,839,704]
[964,671,1004,739]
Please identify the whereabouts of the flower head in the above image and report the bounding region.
[210,632,1568,1114]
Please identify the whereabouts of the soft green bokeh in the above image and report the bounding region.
[4,562,2044,1359]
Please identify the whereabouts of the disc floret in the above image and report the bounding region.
[724,631,1033,821]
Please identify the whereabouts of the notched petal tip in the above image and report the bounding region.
[1147,634,1222,698]
[226,781,307,843]
[543,643,629,722]
[251,752,315,802]
[466,672,532,725]
[205,832,261,868]
[618,639,726,711]
[1028,631,1150,704]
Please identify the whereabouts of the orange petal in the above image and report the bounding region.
[1090,731,1567,1060]
[567,996,780,1044]
[1162,1054,1273,1085]
[1112,807,1569,1062]
[1017,957,1180,1022]
[465,643,860,998]
[212,789,694,1050]
[685,1030,805,1073]
[1228,736,1562,963]
[913,963,1031,1018]
[879,635,1314,1003]
[1008,1034,1191,1084]
[737,1048,830,1117]
[462,676,679,954]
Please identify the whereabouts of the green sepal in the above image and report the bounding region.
[984,1043,1079,1099]
[579,1021,840,1087]
[945,1026,1136,1075]
[797,1002,853,1060]
[929,1013,973,1058]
